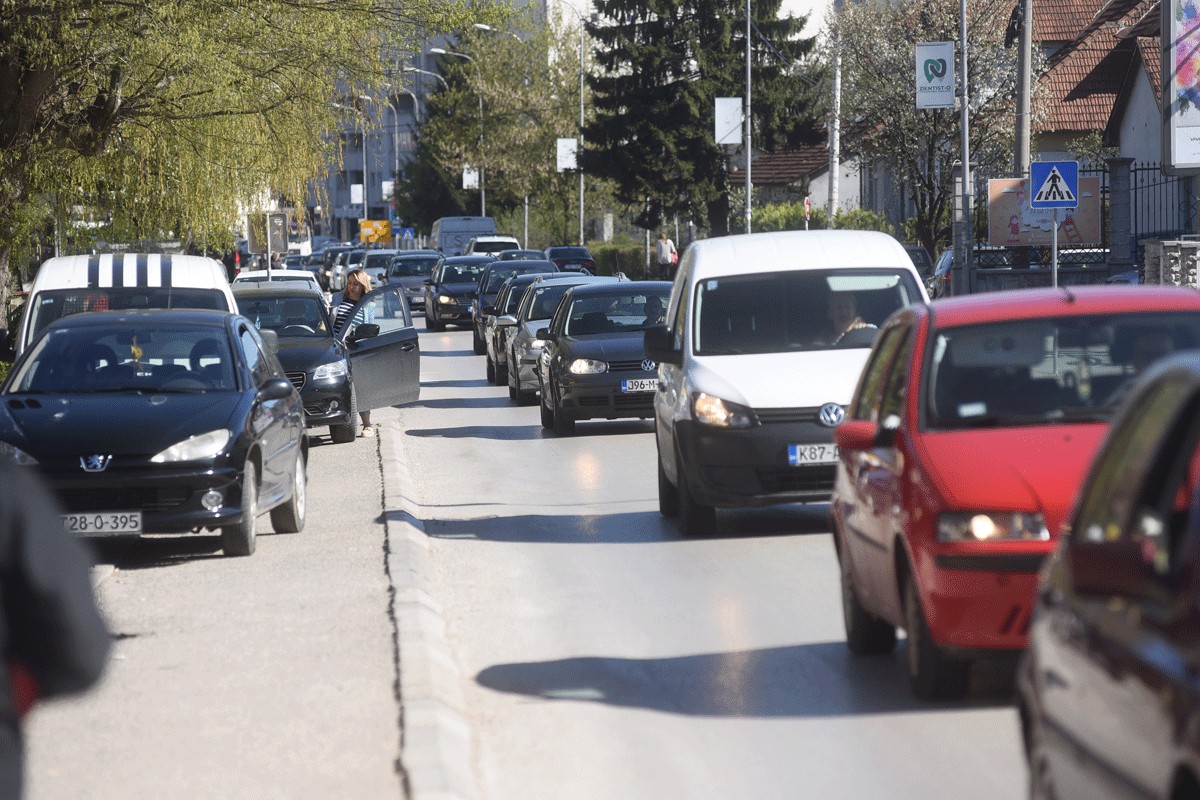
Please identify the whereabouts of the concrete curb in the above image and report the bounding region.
[379,417,480,800]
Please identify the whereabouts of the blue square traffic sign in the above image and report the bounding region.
[1029,161,1079,209]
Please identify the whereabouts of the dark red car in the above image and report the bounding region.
[830,286,1200,699]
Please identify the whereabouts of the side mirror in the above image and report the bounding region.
[257,376,294,402]
[496,315,518,328]
[834,420,879,451]
[422,279,433,285]
[535,327,551,340]
[350,323,380,342]
[643,325,681,366]
[259,329,280,353]
[1067,540,1149,596]
[482,305,495,315]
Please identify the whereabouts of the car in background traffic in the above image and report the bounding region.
[321,245,356,290]
[362,249,401,286]
[496,249,548,261]
[498,274,620,405]
[232,268,323,295]
[0,309,307,556]
[387,251,442,309]
[471,260,558,354]
[1019,348,1200,800]
[485,272,545,386]
[537,282,671,435]
[233,283,420,442]
[545,245,596,273]
[423,255,494,331]
[645,230,928,537]
[902,244,933,279]
[464,235,520,256]
[927,249,952,298]
[831,285,1200,700]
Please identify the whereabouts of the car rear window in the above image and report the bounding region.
[390,258,437,277]
[692,269,921,356]
[925,312,1200,430]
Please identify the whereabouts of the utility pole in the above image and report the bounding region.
[744,0,753,234]
[956,0,974,295]
[1014,0,1032,174]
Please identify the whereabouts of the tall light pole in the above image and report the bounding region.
[553,4,588,245]
[430,47,485,216]
[744,0,752,234]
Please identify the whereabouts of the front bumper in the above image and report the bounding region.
[432,302,472,324]
[296,375,353,427]
[916,544,1053,651]
[555,372,656,420]
[674,413,838,507]
[45,463,248,534]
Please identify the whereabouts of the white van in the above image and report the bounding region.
[430,216,496,256]
[644,230,929,535]
[9,253,237,356]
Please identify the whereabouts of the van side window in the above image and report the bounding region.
[668,267,689,351]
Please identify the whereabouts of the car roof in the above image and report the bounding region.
[44,308,234,330]
[927,285,1200,328]
[546,245,591,252]
[234,269,316,279]
[392,250,440,258]
[530,274,617,286]
[563,281,671,298]
[31,253,231,291]
[485,259,556,271]
[686,230,918,282]
[444,254,495,263]
[233,285,326,299]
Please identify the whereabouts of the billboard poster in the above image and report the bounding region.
[1163,0,1200,173]
[915,42,955,109]
[986,177,1103,246]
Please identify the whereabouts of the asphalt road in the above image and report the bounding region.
[23,324,1030,799]
[394,328,1029,799]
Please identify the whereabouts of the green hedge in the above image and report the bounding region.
[0,361,8,385]
[589,244,651,278]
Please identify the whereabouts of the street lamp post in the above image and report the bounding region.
[555,3,588,246]
[430,47,485,216]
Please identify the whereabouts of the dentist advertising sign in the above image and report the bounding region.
[916,42,955,110]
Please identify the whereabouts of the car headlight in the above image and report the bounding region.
[0,441,37,466]
[692,393,757,428]
[438,294,458,305]
[569,358,608,375]
[312,359,349,381]
[936,512,1049,542]
[150,429,232,463]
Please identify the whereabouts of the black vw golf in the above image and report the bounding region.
[0,309,307,556]
[536,282,671,435]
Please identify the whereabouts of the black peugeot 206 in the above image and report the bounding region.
[536,281,672,435]
[233,284,420,443]
[0,309,308,557]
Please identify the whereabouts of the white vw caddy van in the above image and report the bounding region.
[11,253,237,356]
[644,230,929,535]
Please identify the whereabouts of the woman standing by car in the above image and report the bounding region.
[330,268,376,436]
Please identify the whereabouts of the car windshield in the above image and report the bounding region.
[236,296,329,339]
[27,288,229,348]
[692,269,921,356]
[926,312,1200,430]
[390,257,437,277]
[441,263,487,283]
[523,283,582,321]
[564,289,670,335]
[234,273,313,283]
[500,281,536,315]
[10,324,238,394]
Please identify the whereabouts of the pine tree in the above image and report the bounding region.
[582,0,823,236]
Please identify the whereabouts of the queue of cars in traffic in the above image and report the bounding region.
[5,230,1200,798]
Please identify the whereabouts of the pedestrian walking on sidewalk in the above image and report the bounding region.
[656,233,677,280]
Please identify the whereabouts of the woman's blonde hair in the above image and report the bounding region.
[346,268,372,293]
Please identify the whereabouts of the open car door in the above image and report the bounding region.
[338,285,420,410]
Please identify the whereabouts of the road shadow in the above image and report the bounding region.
[560,420,654,437]
[86,534,226,569]
[721,503,831,537]
[391,505,829,544]
[475,640,1014,718]
[422,378,491,389]
[405,425,544,441]
[410,396,513,410]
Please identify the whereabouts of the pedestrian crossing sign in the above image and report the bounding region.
[1029,161,1078,209]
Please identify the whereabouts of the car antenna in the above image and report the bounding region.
[1060,285,1076,303]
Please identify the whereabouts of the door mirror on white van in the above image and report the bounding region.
[644,325,680,366]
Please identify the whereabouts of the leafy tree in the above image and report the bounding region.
[581,0,824,236]
[0,0,492,301]
[830,0,1026,257]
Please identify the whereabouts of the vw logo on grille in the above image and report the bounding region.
[818,403,846,427]
[641,359,657,372]
[80,454,113,472]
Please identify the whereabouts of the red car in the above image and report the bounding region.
[830,286,1200,699]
